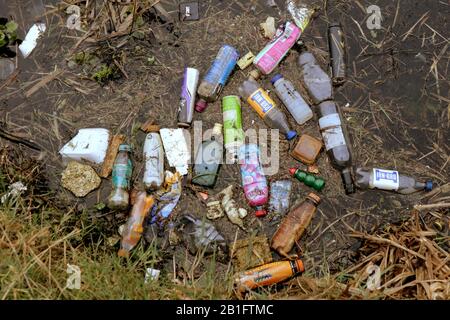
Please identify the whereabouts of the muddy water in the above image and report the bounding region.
[0,0,448,277]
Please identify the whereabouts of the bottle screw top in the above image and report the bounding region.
[195,99,208,112]
[289,168,298,175]
[307,192,321,204]
[119,144,131,152]
[270,74,283,85]
[286,131,297,141]
[255,207,266,217]
[425,180,433,192]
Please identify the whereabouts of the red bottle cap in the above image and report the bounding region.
[255,209,267,217]
[195,99,208,112]
[289,168,297,175]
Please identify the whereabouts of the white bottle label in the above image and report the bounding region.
[319,113,346,150]
[370,168,399,190]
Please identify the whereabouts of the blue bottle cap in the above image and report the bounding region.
[425,180,433,192]
[270,74,283,85]
[119,144,131,152]
[286,130,297,141]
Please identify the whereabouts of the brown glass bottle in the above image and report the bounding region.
[271,193,320,258]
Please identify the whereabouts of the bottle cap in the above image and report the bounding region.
[307,192,321,205]
[286,130,297,141]
[255,207,266,217]
[425,180,433,192]
[249,69,261,81]
[212,123,223,136]
[195,99,208,112]
[119,144,131,152]
[295,259,305,273]
[289,168,297,175]
[118,249,129,258]
[270,74,283,85]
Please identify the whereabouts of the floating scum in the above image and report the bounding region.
[0,0,448,299]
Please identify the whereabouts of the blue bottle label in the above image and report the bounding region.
[204,45,239,86]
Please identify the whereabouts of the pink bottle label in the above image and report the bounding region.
[239,145,268,207]
[254,22,302,75]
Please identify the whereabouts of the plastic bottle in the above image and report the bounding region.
[298,52,354,194]
[238,78,297,140]
[192,124,223,187]
[355,167,433,195]
[271,74,313,125]
[235,259,305,292]
[143,133,164,191]
[195,45,239,112]
[222,95,244,162]
[328,23,346,85]
[253,21,303,75]
[271,193,320,257]
[118,191,155,257]
[108,144,132,210]
[291,134,323,165]
[289,168,325,191]
[178,67,200,127]
[238,144,269,217]
[269,180,292,215]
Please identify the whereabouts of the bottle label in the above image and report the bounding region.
[319,113,346,150]
[178,68,199,124]
[370,168,399,190]
[247,89,275,118]
[112,161,132,189]
[204,45,238,86]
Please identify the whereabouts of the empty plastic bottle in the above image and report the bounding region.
[239,144,269,217]
[298,51,354,194]
[269,180,292,215]
[195,45,239,112]
[271,74,313,125]
[328,23,346,85]
[143,133,164,191]
[271,193,320,257]
[108,144,132,210]
[289,168,325,191]
[239,78,297,140]
[192,123,223,187]
[355,167,433,195]
[118,191,155,257]
[222,95,244,162]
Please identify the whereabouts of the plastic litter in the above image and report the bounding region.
[19,23,46,58]
[144,268,161,283]
[108,144,132,210]
[1,181,27,204]
[269,180,292,215]
[260,17,276,39]
[160,128,190,175]
[219,185,247,230]
[143,133,165,191]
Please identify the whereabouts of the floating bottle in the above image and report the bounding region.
[239,78,297,140]
[178,67,200,127]
[108,144,132,210]
[289,168,325,191]
[238,144,269,217]
[143,133,164,191]
[271,193,320,257]
[235,259,305,292]
[195,45,239,112]
[271,74,313,125]
[269,180,292,215]
[298,51,354,194]
[118,191,155,257]
[222,95,244,162]
[355,167,433,195]
[254,21,306,75]
[192,124,223,187]
[328,23,346,85]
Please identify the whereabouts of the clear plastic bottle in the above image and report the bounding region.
[239,144,269,217]
[298,52,354,194]
[143,133,164,191]
[269,180,292,215]
[238,78,297,140]
[271,74,313,125]
[192,124,224,187]
[355,167,433,195]
[195,45,239,112]
[108,144,132,210]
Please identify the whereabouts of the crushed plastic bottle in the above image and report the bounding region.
[355,167,433,195]
[108,144,133,210]
[192,124,223,187]
[239,144,269,217]
[239,78,297,140]
[180,214,227,255]
[271,74,313,125]
[298,51,354,194]
[271,192,320,258]
[118,191,155,257]
[195,45,239,112]
[143,133,164,191]
[269,180,292,215]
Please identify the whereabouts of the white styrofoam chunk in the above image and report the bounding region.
[19,23,46,58]
[59,128,110,164]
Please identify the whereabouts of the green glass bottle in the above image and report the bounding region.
[289,168,325,191]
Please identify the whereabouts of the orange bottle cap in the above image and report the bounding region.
[307,192,321,204]
[296,259,305,273]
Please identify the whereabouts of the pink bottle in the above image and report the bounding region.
[253,21,302,75]
[238,144,269,217]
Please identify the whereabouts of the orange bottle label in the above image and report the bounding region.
[247,88,275,118]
